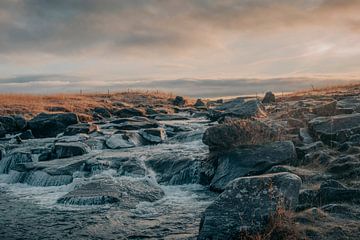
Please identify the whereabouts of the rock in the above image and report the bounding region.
[262,91,276,103]
[64,123,99,136]
[337,96,360,112]
[0,123,6,138]
[92,107,111,118]
[18,130,34,140]
[57,178,164,206]
[111,118,159,130]
[299,128,314,144]
[173,96,186,106]
[194,99,206,107]
[0,145,5,160]
[114,108,145,118]
[112,101,132,108]
[296,141,325,160]
[209,141,297,192]
[13,115,27,130]
[308,113,360,144]
[288,118,305,128]
[198,173,301,239]
[45,106,71,112]
[52,142,90,159]
[0,116,18,133]
[202,120,278,151]
[213,99,267,121]
[105,132,145,149]
[139,128,166,143]
[215,97,245,111]
[311,101,337,116]
[28,112,79,138]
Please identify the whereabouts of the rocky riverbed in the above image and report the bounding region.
[1,88,360,239]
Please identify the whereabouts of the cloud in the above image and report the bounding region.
[0,0,360,56]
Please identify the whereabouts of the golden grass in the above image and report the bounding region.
[0,90,194,118]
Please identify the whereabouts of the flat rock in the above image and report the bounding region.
[114,108,145,118]
[105,132,145,149]
[308,113,360,144]
[198,173,301,239]
[52,142,90,159]
[57,178,164,206]
[139,128,166,143]
[64,123,99,136]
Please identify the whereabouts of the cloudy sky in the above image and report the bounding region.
[1,0,360,96]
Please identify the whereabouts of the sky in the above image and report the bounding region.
[0,0,360,97]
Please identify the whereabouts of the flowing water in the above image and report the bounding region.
[0,118,216,240]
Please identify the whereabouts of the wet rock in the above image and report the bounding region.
[0,123,6,138]
[308,113,360,144]
[194,99,206,107]
[64,123,99,136]
[299,128,314,144]
[52,142,90,159]
[209,141,297,192]
[173,96,186,106]
[28,112,79,138]
[198,173,301,239]
[18,130,34,140]
[57,178,164,206]
[114,108,145,118]
[92,107,111,118]
[0,151,33,174]
[311,101,337,116]
[111,118,159,130]
[262,91,276,103]
[0,116,18,133]
[105,132,145,149]
[139,128,166,144]
[0,145,5,160]
[22,171,73,186]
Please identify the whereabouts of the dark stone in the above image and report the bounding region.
[308,113,360,144]
[0,123,6,138]
[52,142,90,159]
[209,141,297,192]
[18,130,34,140]
[114,108,145,118]
[13,115,27,131]
[173,96,186,106]
[198,173,301,239]
[219,99,267,120]
[64,123,98,136]
[0,116,18,133]
[262,91,276,103]
[311,101,337,116]
[194,99,206,107]
[296,141,324,160]
[111,118,159,131]
[105,132,146,149]
[45,106,71,112]
[92,107,111,118]
[28,112,79,138]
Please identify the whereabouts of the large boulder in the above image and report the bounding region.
[209,141,297,192]
[0,116,18,133]
[92,107,111,119]
[202,120,278,151]
[57,178,164,207]
[111,117,159,130]
[311,101,337,116]
[262,91,276,104]
[308,113,360,144]
[194,99,206,107]
[198,173,301,239]
[173,96,186,106]
[52,142,90,159]
[28,112,79,138]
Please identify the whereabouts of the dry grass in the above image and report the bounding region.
[0,90,194,119]
[239,208,302,240]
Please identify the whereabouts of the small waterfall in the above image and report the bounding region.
[24,171,73,187]
[0,152,32,174]
[3,170,27,184]
[168,162,200,185]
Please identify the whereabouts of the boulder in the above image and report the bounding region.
[64,123,99,136]
[111,118,159,130]
[0,116,18,133]
[209,141,297,192]
[0,123,6,138]
[311,101,337,116]
[45,106,71,112]
[337,96,360,112]
[213,99,267,121]
[194,99,206,107]
[262,91,276,104]
[139,128,166,143]
[308,113,360,144]
[18,130,34,140]
[202,120,278,151]
[92,107,111,118]
[198,173,301,239]
[57,178,164,206]
[28,112,79,138]
[114,108,145,118]
[173,96,186,106]
[105,132,145,149]
[52,142,90,159]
